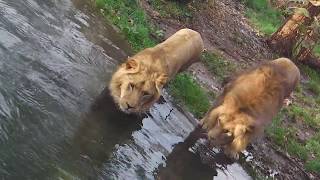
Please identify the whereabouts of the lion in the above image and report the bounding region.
[109,28,204,113]
[200,58,300,159]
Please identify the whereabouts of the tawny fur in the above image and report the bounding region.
[109,28,204,113]
[200,58,300,159]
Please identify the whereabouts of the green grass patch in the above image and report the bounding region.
[242,0,282,35]
[287,140,308,161]
[287,105,311,122]
[266,111,287,146]
[295,84,303,94]
[168,73,210,118]
[301,65,320,82]
[305,159,320,173]
[149,0,192,21]
[316,96,320,105]
[301,65,320,97]
[307,81,320,96]
[266,111,308,161]
[96,0,156,52]
[287,105,320,128]
[313,44,320,57]
[267,108,320,172]
[305,134,320,173]
[306,139,320,157]
[242,0,268,10]
[201,52,236,82]
[311,132,320,142]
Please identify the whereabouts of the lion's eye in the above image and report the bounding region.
[142,91,150,96]
[142,91,152,98]
[223,130,233,137]
[128,83,134,91]
[223,129,229,134]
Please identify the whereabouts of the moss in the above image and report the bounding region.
[168,73,210,118]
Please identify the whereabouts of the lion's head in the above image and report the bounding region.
[109,59,168,113]
[200,105,254,145]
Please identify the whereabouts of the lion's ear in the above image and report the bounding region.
[125,59,138,70]
[156,74,168,91]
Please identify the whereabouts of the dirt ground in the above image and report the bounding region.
[140,0,319,179]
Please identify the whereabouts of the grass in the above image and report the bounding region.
[306,160,320,173]
[287,105,318,127]
[288,66,320,129]
[268,104,320,172]
[301,65,320,97]
[201,52,236,82]
[305,134,320,173]
[96,0,156,52]
[242,0,283,35]
[266,104,320,173]
[305,139,320,173]
[149,0,192,21]
[266,110,288,146]
[287,140,308,161]
[306,140,320,157]
[168,73,210,118]
[313,44,320,57]
[307,81,320,96]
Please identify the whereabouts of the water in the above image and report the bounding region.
[0,0,252,179]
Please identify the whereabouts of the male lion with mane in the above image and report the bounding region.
[200,58,300,159]
[109,28,204,113]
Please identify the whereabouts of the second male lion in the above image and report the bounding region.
[200,58,300,159]
[109,28,204,113]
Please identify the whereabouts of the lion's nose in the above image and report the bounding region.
[126,103,134,110]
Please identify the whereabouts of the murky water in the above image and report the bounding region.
[0,0,252,179]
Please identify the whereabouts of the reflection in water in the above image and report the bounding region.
[0,0,252,179]
[56,88,144,178]
[155,128,218,180]
[155,128,252,180]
